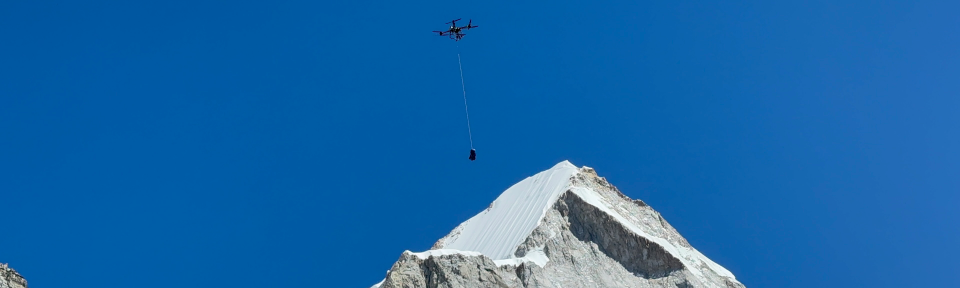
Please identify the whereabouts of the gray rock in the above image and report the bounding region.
[0,264,27,288]
[380,252,514,288]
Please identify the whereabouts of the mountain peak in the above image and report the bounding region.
[375,162,743,288]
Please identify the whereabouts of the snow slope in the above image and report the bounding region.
[376,161,740,288]
[437,161,579,260]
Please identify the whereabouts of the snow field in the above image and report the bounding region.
[440,161,579,260]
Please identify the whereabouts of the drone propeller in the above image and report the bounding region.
[446,18,461,24]
[464,19,478,29]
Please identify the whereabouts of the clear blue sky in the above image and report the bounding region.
[1,1,958,287]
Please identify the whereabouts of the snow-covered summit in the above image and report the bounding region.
[433,161,579,259]
[374,161,743,288]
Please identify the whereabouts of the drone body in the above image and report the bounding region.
[433,19,478,41]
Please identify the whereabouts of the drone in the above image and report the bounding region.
[433,19,478,41]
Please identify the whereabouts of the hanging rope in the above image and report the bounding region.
[457,46,474,149]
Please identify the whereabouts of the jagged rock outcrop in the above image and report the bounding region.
[374,161,743,288]
[0,264,27,288]
[380,252,513,288]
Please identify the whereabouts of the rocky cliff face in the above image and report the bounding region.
[0,264,27,288]
[374,161,743,288]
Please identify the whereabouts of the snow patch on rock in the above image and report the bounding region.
[493,248,550,267]
[406,249,483,260]
[404,248,551,268]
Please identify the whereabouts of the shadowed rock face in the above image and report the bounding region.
[560,191,686,279]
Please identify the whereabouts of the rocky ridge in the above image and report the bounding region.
[374,161,743,288]
[0,264,26,288]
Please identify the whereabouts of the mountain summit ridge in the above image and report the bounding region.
[374,161,743,288]
[433,161,580,259]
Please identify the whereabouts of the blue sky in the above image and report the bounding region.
[1,1,958,287]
